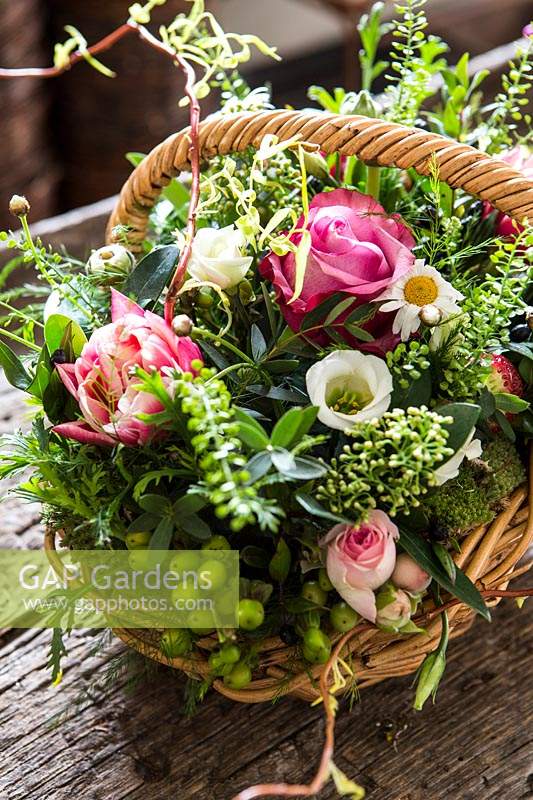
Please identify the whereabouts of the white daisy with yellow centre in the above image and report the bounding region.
[374,259,464,342]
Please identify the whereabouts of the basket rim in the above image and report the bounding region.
[106,109,533,251]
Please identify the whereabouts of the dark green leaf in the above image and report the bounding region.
[478,387,496,419]
[432,542,456,584]
[238,422,270,451]
[123,245,179,308]
[198,339,231,371]
[391,369,432,410]
[241,545,270,568]
[301,293,348,331]
[0,340,31,390]
[344,323,374,342]
[399,527,490,620]
[493,392,529,414]
[180,514,212,540]
[128,513,160,532]
[494,409,516,442]
[437,402,481,452]
[345,302,377,326]
[295,493,351,525]
[149,517,175,550]
[324,297,356,327]
[139,494,171,514]
[250,324,268,362]
[263,359,300,375]
[269,538,291,582]
[248,384,308,403]
[270,406,318,449]
[173,494,208,517]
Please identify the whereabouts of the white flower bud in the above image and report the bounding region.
[87,245,135,279]
[172,314,194,337]
[9,195,30,218]
[419,303,442,327]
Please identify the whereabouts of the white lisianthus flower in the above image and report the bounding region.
[374,259,464,342]
[306,350,393,431]
[188,225,253,289]
[434,427,482,486]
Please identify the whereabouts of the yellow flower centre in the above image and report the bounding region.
[403,275,439,307]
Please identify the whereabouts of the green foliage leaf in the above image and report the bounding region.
[295,493,351,525]
[123,245,179,309]
[149,517,175,550]
[241,545,270,568]
[250,324,268,362]
[269,538,291,582]
[270,406,318,449]
[0,340,31,390]
[139,494,171,514]
[493,392,529,414]
[399,527,490,620]
[437,402,481,452]
[44,315,87,359]
[128,512,161,533]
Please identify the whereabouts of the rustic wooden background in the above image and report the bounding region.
[0,371,532,799]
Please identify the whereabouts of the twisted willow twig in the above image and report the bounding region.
[0,17,201,328]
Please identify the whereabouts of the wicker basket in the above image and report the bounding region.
[58,110,533,703]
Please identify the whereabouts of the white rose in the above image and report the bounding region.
[434,427,482,486]
[188,225,253,289]
[306,350,393,431]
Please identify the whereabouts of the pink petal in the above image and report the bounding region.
[110,288,144,322]
[52,421,116,447]
[55,363,80,400]
[335,583,378,623]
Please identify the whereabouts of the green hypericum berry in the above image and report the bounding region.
[200,559,227,591]
[160,629,192,658]
[301,581,328,607]
[223,662,252,689]
[302,644,330,664]
[202,535,230,556]
[318,568,333,592]
[302,627,331,653]
[220,644,241,664]
[169,550,201,573]
[330,602,360,633]
[125,531,151,550]
[238,599,265,630]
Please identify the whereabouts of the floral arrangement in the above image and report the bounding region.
[1,1,533,797]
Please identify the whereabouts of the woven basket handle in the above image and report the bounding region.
[107,109,533,250]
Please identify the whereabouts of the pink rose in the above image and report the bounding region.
[322,510,399,622]
[391,553,431,594]
[483,146,533,238]
[259,188,415,353]
[53,289,203,447]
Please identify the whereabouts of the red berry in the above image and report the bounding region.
[486,354,524,397]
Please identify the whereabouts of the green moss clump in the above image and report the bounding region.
[423,436,525,533]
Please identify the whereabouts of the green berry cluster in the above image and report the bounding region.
[423,436,526,532]
[173,368,283,532]
[386,341,431,390]
[317,407,454,522]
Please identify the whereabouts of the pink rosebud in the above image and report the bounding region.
[391,553,432,594]
[523,23,533,39]
[53,289,203,447]
[375,585,412,631]
[482,146,533,239]
[259,188,415,355]
[321,510,399,622]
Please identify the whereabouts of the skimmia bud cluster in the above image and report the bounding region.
[318,408,454,521]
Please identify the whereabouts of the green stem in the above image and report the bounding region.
[208,362,251,383]
[366,165,381,201]
[192,326,255,366]
[0,299,44,329]
[0,330,41,352]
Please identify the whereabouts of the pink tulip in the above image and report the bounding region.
[321,510,399,623]
[53,289,203,447]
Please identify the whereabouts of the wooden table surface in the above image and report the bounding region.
[0,375,532,800]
